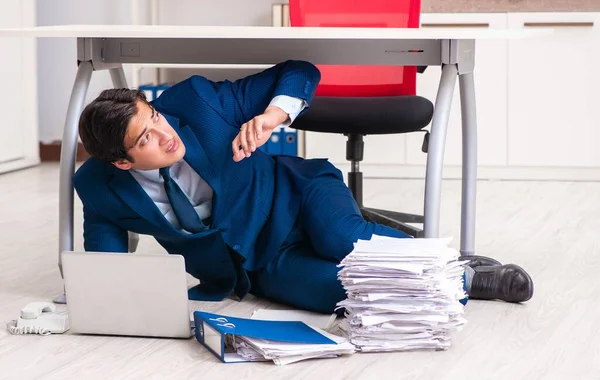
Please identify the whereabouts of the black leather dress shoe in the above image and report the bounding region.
[461,255,501,268]
[469,264,534,303]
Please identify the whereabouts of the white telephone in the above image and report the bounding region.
[6,302,70,335]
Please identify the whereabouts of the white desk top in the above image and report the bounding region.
[0,24,551,40]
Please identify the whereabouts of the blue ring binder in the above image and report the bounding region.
[193,311,337,363]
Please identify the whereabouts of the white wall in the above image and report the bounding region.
[157,0,284,26]
[36,0,285,143]
[150,0,288,90]
[36,0,140,142]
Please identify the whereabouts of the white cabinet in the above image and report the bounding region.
[409,13,508,167]
[0,0,38,172]
[305,129,352,164]
[506,12,600,167]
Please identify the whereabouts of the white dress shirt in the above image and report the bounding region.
[130,95,306,232]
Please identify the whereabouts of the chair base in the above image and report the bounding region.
[361,207,424,238]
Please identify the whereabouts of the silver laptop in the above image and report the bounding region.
[61,251,193,339]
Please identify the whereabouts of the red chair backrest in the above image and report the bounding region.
[289,0,421,97]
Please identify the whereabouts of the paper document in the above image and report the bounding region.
[336,236,468,352]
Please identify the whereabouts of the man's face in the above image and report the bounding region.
[113,101,186,171]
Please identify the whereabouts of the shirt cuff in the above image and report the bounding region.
[269,95,307,128]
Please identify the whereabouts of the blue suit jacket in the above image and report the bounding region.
[73,60,340,300]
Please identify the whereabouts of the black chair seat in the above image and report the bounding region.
[293,96,434,135]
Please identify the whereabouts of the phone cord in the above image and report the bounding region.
[6,320,51,336]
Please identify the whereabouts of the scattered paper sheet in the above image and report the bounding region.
[251,309,337,331]
[233,326,355,365]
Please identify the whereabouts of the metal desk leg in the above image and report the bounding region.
[108,66,140,253]
[58,61,93,277]
[424,64,458,238]
[459,72,477,256]
[109,66,128,89]
[54,61,93,305]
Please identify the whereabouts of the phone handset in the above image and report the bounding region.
[6,301,70,335]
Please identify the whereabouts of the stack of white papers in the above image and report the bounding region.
[336,236,468,352]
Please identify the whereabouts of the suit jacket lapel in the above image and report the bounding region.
[177,124,216,184]
[107,166,171,229]
[174,119,223,226]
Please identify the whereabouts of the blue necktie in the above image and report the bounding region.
[159,166,207,233]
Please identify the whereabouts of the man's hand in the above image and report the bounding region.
[232,106,289,162]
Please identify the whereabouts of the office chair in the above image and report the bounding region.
[289,0,433,237]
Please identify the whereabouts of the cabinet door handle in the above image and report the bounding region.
[523,21,594,27]
[421,23,490,28]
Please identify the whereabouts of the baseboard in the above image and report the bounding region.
[39,142,89,162]
[0,157,40,174]
[330,163,600,182]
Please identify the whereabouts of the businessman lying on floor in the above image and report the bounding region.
[74,60,533,313]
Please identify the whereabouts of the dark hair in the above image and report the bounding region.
[78,88,150,163]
